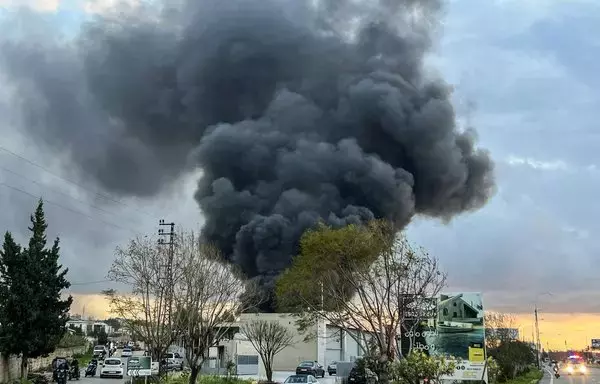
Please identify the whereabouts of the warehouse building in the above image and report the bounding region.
[205,313,373,376]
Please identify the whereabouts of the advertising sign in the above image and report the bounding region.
[592,339,600,349]
[399,292,487,382]
[127,356,152,377]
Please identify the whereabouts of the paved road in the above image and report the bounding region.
[77,353,339,384]
[79,349,142,384]
[541,366,600,384]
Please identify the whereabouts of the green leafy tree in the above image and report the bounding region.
[0,200,73,378]
[276,220,445,383]
[94,328,109,345]
[390,350,456,384]
[488,340,535,381]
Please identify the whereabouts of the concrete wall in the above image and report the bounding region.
[218,313,374,373]
[238,313,318,371]
[0,345,87,383]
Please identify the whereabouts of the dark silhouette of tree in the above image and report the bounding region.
[0,200,73,378]
[104,318,122,332]
[94,328,109,345]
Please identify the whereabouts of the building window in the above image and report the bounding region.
[443,308,448,316]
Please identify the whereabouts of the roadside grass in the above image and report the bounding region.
[502,369,543,384]
[131,373,254,384]
[72,346,94,367]
[168,375,254,384]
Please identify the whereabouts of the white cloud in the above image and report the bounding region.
[505,155,600,175]
[82,0,140,15]
[506,155,569,171]
[0,0,59,11]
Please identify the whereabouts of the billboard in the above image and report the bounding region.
[399,292,487,382]
[592,339,600,349]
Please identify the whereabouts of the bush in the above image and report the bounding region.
[132,373,254,384]
[488,341,535,381]
[199,377,254,384]
[57,333,87,348]
[390,351,455,384]
[486,357,500,384]
[164,374,255,384]
[27,373,49,384]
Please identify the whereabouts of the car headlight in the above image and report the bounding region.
[567,366,574,372]
[580,366,587,372]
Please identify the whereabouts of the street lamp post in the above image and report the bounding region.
[534,292,553,368]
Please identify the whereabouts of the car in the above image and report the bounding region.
[121,348,133,357]
[348,366,378,384]
[296,361,325,378]
[162,352,184,371]
[93,345,107,359]
[327,362,337,376]
[284,375,319,384]
[566,363,587,375]
[100,358,124,379]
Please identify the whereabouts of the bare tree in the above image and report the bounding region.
[241,320,295,383]
[177,231,260,384]
[104,235,187,365]
[485,312,517,348]
[277,221,446,384]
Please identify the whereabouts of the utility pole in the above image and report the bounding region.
[534,306,541,368]
[158,219,176,320]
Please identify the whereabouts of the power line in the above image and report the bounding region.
[69,279,111,286]
[0,164,128,221]
[0,182,139,235]
[0,144,157,220]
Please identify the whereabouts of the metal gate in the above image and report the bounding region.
[236,355,259,375]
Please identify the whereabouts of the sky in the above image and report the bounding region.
[0,0,599,350]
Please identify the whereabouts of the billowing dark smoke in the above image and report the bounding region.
[1,0,494,311]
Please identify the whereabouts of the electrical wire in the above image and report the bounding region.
[0,164,130,220]
[0,144,158,220]
[0,182,140,235]
[69,279,112,286]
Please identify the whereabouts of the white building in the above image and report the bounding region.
[66,320,113,336]
[205,313,372,376]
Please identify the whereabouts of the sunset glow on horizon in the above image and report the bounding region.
[511,313,600,351]
[68,294,600,352]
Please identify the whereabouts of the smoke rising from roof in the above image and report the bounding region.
[0,0,495,310]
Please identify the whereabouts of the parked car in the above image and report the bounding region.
[162,352,184,371]
[296,361,325,378]
[328,361,337,376]
[100,358,124,379]
[92,345,106,359]
[284,375,319,384]
[121,347,133,357]
[348,366,378,384]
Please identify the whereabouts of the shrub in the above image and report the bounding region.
[390,351,455,384]
[57,333,87,348]
[199,377,254,384]
[27,373,49,384]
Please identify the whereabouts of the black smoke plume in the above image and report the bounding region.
[0,0,495,311]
